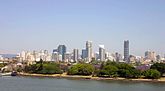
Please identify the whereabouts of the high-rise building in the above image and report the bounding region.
[58,45,66,61]
[32,50,39,61]
[105,52,111,61]
[86,41,92,62]
[52,52,59,62]
[99,45,105,61]
[20,51,26,61]
[58,54,63,61]
[115,52,121,62]
[73,49,79,62]
[156,55,161,62]
[94,52,99,60]
[145,51,156,61]
[44,50,48,55]
[82,49,87,59]
[64,52,71,62]
[124,40,129,63]
[129,55,136,64]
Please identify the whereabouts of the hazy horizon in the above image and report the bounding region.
[0,0,165,56]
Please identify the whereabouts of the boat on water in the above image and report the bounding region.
[0,71,17,76]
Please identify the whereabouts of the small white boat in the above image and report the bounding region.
[0,72,12,76]
[0,71,17,76]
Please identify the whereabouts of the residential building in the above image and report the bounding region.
[73,49,79,62]
[86,41,92,62]
[99,45,105,61]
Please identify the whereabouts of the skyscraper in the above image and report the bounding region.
[145,51,156,61]
[82,49,87,59]
[99,45,105,61]
[64,52,71,62]
[115,52,121,62]
[73,49,79,62]
[52,52,59,62]
[58,45,66,61]
[86,41,92,62]
[124,40,129,63]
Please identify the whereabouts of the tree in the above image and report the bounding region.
[143,69,161,79]
[150,63,165,76]
[105,61,118,66]
[118,69,141,78]
[99,65,118,77]
[24,62,62,74]
[36,59,43,71]
[90,58,100,65]
[68,63,94,76]
[37,63,62,74]
[117,63,134,70]
[116,63,141,78]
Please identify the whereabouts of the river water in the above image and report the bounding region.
[0,76,165,91]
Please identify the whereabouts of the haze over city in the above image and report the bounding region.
[0,0,165,56]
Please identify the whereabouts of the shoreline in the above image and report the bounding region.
[18,73,165,83]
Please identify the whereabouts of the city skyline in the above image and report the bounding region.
[0,0,165,56]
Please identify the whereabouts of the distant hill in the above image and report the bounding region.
[0,54,17,58]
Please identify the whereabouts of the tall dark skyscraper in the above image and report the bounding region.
[124,40,129,62]
[58,45,66,60]
[82,49,87,59]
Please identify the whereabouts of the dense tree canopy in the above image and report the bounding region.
[98,61,141,78]
[143,69,161,79]
[24,61,62,74]
[68,63,94,76]
[150,63,165,76]
[99,65,118,77]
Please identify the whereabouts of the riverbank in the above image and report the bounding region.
[18,72,165,83]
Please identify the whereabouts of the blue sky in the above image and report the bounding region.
[0,0,165,56]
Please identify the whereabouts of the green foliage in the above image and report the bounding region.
[68,63,94,76]
[116,63,134,70]
[118,69,141,78]
[23,60,164,79]
[98,62,141,78]
[0,63,7,68]
[143,69,161,79]
[24,62,62,74]
[37,63,62,74]
[150,63,165,76]
[99,65,118,77]
[90,58,101,65]
[105,61,118,66]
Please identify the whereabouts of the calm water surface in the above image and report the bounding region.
[0,77,165,91]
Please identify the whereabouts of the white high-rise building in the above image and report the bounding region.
[20,51,26,61]
[86,41,92,63]
[145,51,156,61]
[52,52,59,62]
[64,52,71,62]
[73,49,79,62]
[58,54,63,62]
[99,45,105,61]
